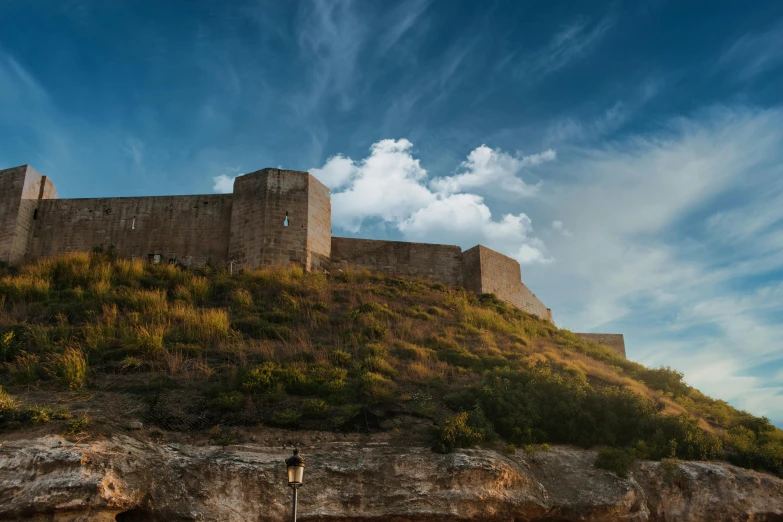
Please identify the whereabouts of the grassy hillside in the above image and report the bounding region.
[0,251,781,477]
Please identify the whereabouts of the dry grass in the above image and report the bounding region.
[45,348,88,389]
[2,253,778,477]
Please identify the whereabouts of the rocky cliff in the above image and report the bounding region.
[1,435,781,521]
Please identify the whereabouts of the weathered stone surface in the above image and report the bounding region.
[1,435,781,521]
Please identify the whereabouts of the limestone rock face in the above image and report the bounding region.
[0,435,781,521]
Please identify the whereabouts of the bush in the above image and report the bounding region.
[433,411,490,453]
[394,342,432,361]
[209,391,244,413]
[271,408,301,427]
[595,448,636,478]
[357,371,395,404]
[302,398,329,417]
[63,413,90,435]
[362,355,397,377]
[636,366,689,397]
[330,349,352,367]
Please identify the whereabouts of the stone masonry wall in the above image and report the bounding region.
[574,333,626,358]
[461,245,483,294]
[0,166,57,265]
[0,166,27,264]
[29,195,232,266]
[228,169,320,270]
[463,245,552,321]
[306,175,332,271]
[2,165,597,338]
[331,237,464,287]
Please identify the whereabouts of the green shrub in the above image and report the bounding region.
[358,371,395,404]
[362,355,397,377]
[271,408,301,427]
[241,362,315,395]
[362,322,388,341]
[405,305,430,320]
[330,349,352,367]
[209,391,244,412]
[393,342,432,361]
[302,398,329,417]
[433,411,489,453]
[635,366,690,397]
[63,413,90,435]
[595,448,636,478]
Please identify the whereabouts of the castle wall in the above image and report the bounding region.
[4,164,617,348]
[331,237,464,287]
[228,169,329,271]
[463,245,552,321]
[0,166,28,264]
[306,175,332,271]
[574,333,626,358]
[28,194,232,266]
[461,245,483,293]
[0,166,57,265]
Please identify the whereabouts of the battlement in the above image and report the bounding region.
[0,164,626,357]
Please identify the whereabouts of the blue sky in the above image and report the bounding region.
[1,1,782,426]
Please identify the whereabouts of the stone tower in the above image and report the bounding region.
[227,168,331,271]
[0,165,57,265]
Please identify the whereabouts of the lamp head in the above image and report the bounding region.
[285,448,305,486]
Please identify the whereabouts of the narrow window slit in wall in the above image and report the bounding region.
[131,217,136,230]
[33,209,38,220]
[284,212,289,227]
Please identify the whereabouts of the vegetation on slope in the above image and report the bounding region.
[0,251,781,478]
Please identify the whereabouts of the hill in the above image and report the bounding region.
[0,251,781,479]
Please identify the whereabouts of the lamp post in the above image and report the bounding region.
[285,448,305,522]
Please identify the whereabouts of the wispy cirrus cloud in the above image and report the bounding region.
[526,105,783,426]
[513,15,615,81]
[293,0,367,114]
[376,0,431,56]
[719,20,783,80]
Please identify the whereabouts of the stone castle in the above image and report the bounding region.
[0,164,625,357]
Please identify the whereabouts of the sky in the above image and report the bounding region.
[1,0,782,426]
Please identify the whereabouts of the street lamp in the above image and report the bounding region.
[285,448,305,522]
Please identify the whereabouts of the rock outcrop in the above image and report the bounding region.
[1,435,781,521]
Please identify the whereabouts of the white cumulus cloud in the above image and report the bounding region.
[212,174,236,194]
[310,138,552,265]
[430,145,550,198]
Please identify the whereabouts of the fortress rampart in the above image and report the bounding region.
[0,164,625,357]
